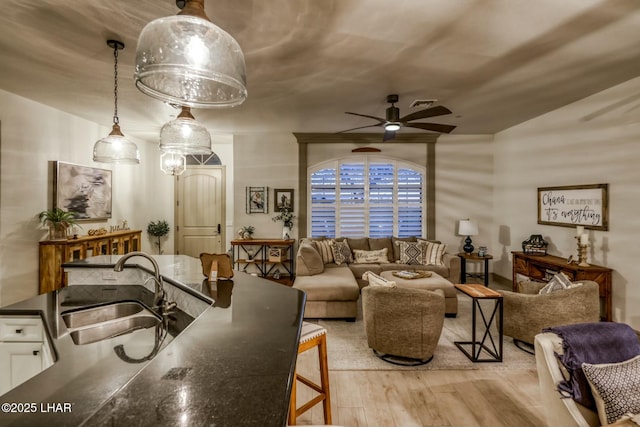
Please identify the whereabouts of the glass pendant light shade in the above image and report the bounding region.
[134,0,247,108]
[94,124,140,164]
[93,40,140,165]
[160,152,186,175]
[159,106,212,154]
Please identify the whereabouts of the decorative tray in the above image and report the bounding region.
[392,270,432,279]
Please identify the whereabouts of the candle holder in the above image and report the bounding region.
[576,237,589,267]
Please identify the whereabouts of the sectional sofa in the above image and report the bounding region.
[293,236,461,320]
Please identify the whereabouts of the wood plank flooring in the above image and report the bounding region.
[292,356,545,426]
[290,277,545,427]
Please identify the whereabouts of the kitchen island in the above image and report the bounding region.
[0,255,306,426]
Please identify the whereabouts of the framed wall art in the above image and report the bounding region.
[274,188,294,212]
[54,161,112,220]
[537,183,608,230]
[246,186,268,214]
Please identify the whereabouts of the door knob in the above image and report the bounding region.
[33,350,40,356]
[15,329,23,334]
[217,224,221,234]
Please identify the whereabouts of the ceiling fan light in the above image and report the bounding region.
[134,0,247,108]
[159,106,212,154]
[93,125,140,164]
[384,122,401,132]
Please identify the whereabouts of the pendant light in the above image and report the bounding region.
[160,152,187,175]
[93,40,140,164]
[159,106,212,154]
[134,0,247,108]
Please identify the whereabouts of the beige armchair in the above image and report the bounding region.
[362,286,445,365]
[502,280,601,348]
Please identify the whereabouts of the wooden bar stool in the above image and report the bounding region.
[288,322,332,425]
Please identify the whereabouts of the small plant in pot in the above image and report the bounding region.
[38,208,78,241]
[147,220,170,254]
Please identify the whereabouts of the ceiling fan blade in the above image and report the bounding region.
[399,105,452,123]
[382,130,396,141]
[345,112,386,122]
[335,124,382,134]
[406,122,457,134]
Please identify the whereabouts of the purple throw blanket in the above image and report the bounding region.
[544,322,640,409]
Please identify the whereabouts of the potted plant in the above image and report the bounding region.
[38,208,78,240]
[272,207,296,239]
[147,220,170,254]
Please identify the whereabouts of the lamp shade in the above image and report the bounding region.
[134,0,247,108]
[159,106,212,154]
[458,219,478,236]
[93,124,140,164]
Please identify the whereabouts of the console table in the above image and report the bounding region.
[38,230,142,294]
[231,239,295,285]
[511,251,612,321]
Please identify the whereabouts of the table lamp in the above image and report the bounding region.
[458,219,478,254]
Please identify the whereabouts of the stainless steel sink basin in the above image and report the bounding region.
[61,301,161,345]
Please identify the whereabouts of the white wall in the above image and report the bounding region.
[0,89,173,307]
[233,133,299,239]
[492,76,640,328]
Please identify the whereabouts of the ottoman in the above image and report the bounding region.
[380,270,458,317]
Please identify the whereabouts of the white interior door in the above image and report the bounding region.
[175,166,225,257]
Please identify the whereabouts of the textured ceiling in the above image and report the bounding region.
[1,0,640,143]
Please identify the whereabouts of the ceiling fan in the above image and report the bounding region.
[338,94,456,141]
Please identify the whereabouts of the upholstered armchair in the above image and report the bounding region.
[362,286,445,364]
[501,280,600,347]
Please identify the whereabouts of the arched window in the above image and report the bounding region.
[308,157,425,238]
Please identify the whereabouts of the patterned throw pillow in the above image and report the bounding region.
[582,355,640,425]
[313,239,335,264]
[331,240,353,265]
[419,240,447,266]
[362,271,396,287]
[353,248,389,264]
[396,241,425,265]
[539,272,573,294]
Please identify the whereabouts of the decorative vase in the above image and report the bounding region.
[49,224,68,241]
[282,225,291,240]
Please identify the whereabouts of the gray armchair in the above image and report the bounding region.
[502,280,601,348]
[362,286,445,365]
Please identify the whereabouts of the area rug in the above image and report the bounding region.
[313,293,535,371]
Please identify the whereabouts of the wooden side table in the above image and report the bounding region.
[454,284,503,362]
[458,252,493,286]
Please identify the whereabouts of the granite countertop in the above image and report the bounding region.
[0,255,306,426]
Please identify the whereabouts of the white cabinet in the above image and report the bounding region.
[0,316,53,396]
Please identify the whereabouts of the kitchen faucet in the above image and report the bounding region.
[114,251,170,310]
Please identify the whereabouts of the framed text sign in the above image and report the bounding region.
[537,184,608,230]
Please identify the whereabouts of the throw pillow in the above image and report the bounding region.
[362,271,396,287]
[396,241,426,265]
[313,239,335,264]
[583,355,640,425]
[331,240,353,265]
[539,272,574,294]
[419,240,447,266]
[353,248,389,264]
[296,243,324,276]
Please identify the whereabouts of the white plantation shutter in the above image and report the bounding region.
[309,158,424,238]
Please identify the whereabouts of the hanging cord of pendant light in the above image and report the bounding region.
[108,40,124,134]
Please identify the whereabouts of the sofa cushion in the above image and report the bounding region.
[539,272,573,294]
[296,243,324,276]
[583,355,640,425]
[369,237,394,257]
[391,236,417,261]
[396,241,425,265]
[313,239,335,264]
[353,248,389,264]
[332,240,353,265]
[347,237,370,252]
[294,266,360,301]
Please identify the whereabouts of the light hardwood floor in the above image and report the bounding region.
[291,276,546,427]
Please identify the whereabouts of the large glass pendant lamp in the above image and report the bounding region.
[134,0,247,108]
[93,40,140,164]
[160,152,187,175]
[160,106,212,154]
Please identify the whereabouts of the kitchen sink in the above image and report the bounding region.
[61,301,161,345]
